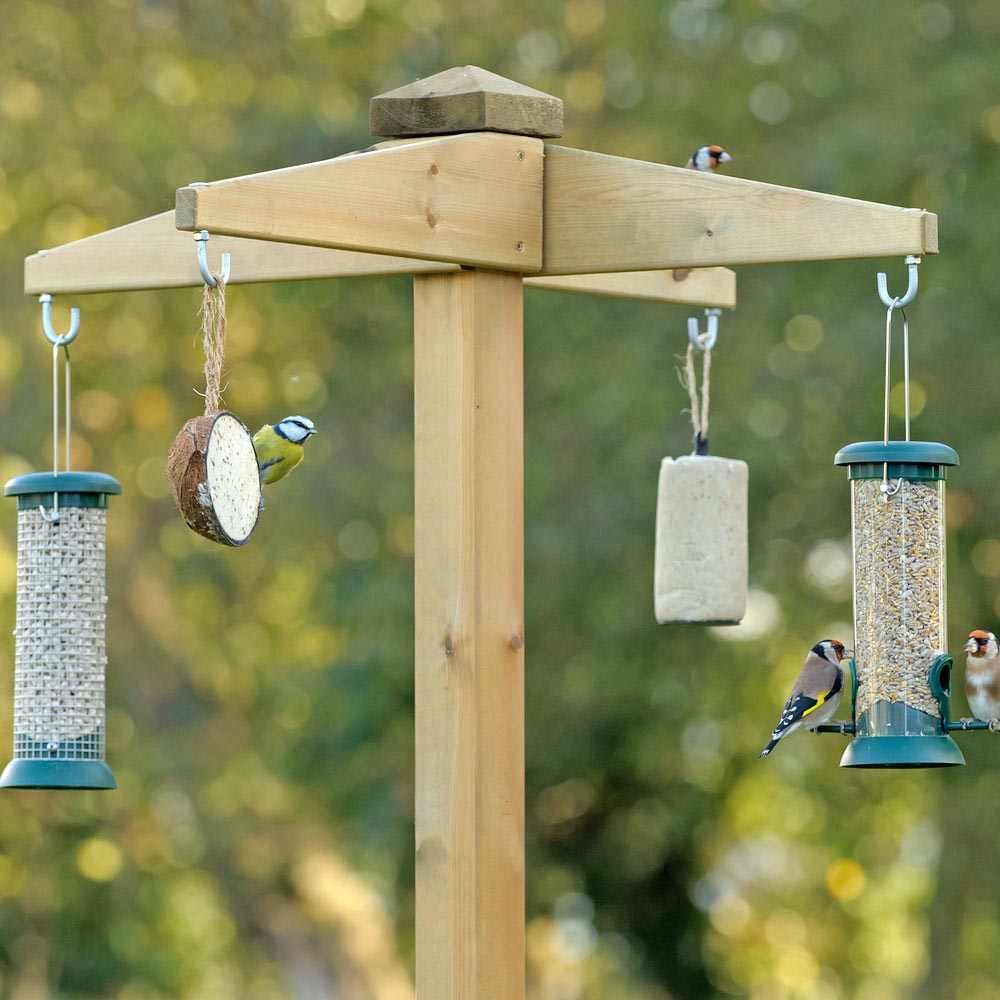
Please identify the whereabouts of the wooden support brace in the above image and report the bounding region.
[24,212,455,294]
[540,145,938,275]
[527,267,735,308]
[24,212,736,308]
[414,269,525,1000]
[175,133,545,272]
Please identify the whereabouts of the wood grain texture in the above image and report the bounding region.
[176,133,544,272]
[527,267,736,308]
[371,65,563,138]
[414,270,525,1000]
[26,211,737,308]
[540,145,939,275]
[24,212,459,294]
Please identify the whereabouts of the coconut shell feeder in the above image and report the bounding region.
[167,410,261,547]
[166,238,262,547]
[1,297,120,789]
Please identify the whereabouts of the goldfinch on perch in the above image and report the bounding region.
[760,640,850,758]
[686,144,733,172]
[253,415,317,486]
[963,629,1000,725]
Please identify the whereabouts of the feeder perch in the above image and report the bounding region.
[1,471,121,789]
[835,440,963,768]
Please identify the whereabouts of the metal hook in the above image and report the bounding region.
[39,294,80,347]
[687,308,720,352]
[194,230,231,287]
[877,255,920,310]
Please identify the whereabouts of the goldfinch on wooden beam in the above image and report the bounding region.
[253,415,317,486]
[686,145,733,172]
[760,640,850,758]
[963,630,1000,728]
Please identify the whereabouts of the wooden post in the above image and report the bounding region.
[414,269,525,999]
[384,69,557,1000]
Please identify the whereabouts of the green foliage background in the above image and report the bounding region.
[2,0,1000,997]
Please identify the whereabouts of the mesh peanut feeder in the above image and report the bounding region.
[0,298,121,789]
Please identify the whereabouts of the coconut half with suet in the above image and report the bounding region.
[167,411,262,546]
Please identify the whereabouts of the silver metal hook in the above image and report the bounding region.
[39,294,80,347]
[877,255,920,310]
[195,230,231,287]
[687,308,720,352]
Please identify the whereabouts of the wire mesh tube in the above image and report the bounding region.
[2,472,121,789]
[13,507,109,759]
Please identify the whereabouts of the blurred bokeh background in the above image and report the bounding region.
[1,1,1000,997]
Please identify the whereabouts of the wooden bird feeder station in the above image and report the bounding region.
[18,65,949,996]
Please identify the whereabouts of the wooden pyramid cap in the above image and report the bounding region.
[370,65,564,139]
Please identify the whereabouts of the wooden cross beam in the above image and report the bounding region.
[20,62,941,1000]
[24,211,737,308]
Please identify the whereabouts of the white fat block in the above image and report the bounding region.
[655,455,748,624]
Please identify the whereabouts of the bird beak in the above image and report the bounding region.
[308,428,318,436]
[966,637,982,654]
[718,151,733,163]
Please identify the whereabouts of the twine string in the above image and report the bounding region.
[200,273,227,414]
[681,338,712,455]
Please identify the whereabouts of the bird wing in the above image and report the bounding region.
[771,653,842,735]
[791,651,840,701]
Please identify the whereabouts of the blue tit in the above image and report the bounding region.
[253,415,317,486]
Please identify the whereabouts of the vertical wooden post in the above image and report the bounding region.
[414,269,525,999]
[373,66,563,1000]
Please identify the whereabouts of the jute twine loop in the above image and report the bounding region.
[199,274,227,413]
[680,339,711,454]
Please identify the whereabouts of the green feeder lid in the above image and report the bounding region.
[4,472,122,496]
[834,441,959,467]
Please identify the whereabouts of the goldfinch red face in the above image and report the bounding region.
[965,630,996,658]
[707,144,732,169]
[689,144,734,172]
[813,639,851,664]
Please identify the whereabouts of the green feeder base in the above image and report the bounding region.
[840,734,965,768]
[0,758,117,790]
[839,659,964,768]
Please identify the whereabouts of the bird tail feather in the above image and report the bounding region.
[759,736,780,758]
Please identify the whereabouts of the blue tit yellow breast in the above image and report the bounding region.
[253,424,305,485]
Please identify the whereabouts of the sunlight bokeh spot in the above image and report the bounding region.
[826,859,866,901]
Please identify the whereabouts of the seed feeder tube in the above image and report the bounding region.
[1,471,122,789]
[835,440,963,768]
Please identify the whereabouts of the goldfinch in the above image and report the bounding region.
[252,415,317,486]
[964,630,1000,723]
[686,145,733,172]
[760,640,850,758]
